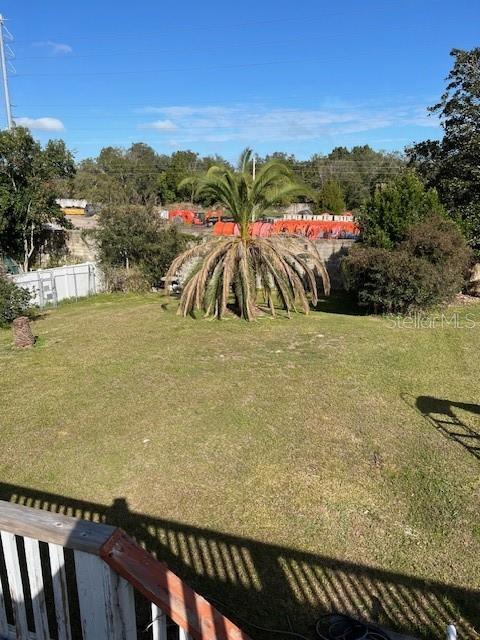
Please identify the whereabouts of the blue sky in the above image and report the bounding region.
[2,0,479,161]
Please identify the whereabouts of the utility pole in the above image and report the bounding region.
[252,154,256,181]
[0,15,13,130]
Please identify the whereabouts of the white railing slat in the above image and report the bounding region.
[1,531,29,639]
[48,543,72,640]
[75,550,137,640]
[109,570,137,640]
[74,550,111,639]
[150,604,167,640]
[0,500,250,640]
[0,559,9,638]
[24,537,50,640]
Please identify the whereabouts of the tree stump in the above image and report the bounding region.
[12,316,35,348]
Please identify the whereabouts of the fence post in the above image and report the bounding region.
[37,270,45,308]
[50,271,58,307]
[88,263,95,295]
[93,263,97,294]
[72,266,78,299]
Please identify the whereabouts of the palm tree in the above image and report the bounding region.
[165,149,330,320]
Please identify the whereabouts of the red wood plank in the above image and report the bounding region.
[100,529,251,640]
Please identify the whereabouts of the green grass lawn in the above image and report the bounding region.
[0,294,479,639]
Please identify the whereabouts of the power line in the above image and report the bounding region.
[53,156,405,171]
[14,104,427,117]
[13,15,323,44]
[12,120,417,133]
[11,35,358,61]
[13,55,361,79]
[14,33,442,62]
[16,39,295,61]
[61,166,404,176]
[13,0,445,50]
[11,8,397,46]
[13,99,430,115]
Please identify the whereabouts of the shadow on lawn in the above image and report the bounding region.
[0,482,478,639]
[414,396,480,462]
[314,291,363,316]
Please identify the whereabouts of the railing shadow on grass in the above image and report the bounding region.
[414,396,480,461]
[0,482,478,640]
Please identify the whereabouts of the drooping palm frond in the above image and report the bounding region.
[170,149,330,320]
[165,235,330,320]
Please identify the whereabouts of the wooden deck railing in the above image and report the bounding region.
[0,500,251,640]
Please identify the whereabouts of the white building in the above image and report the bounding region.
[283,211,354,222]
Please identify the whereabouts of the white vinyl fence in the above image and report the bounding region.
[10,262,104,308]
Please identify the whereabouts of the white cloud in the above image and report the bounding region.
[136,102,439,146]
[139,119,178,131]
[33,41,72,55]
[14,117,65,131]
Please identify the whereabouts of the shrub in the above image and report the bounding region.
[139,226,193,287]
[342,247,441,313]
[343,214,472,313]
[102,265,151,294]
[401,214,472,298]
[0,275,31,326]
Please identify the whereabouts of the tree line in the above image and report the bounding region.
[0,46,479,278]
[59,144,403,213]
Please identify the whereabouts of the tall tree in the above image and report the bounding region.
[0,127,75,271]
[164,150,199,203]
[407,48,480,255]
[74,144,161,206]
[127,142,163,206]
[316,179,345,214]
[359,171,444,248]
[305,146,403,209]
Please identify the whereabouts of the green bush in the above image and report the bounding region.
[96,206,194,286]
[401,214,472,298]
[0,275,31,326]
[342,247,442,313]
[139,225,193,286]
[359,171,444,248]
[343,214,471,313]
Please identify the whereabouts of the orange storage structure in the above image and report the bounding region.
[258,222,273,237]
[222,222,237,236]
[169,209,196,224]
[213,221,239,236]
[213,221,225,235]
[250,221,273,237]
[212,218,359,238]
